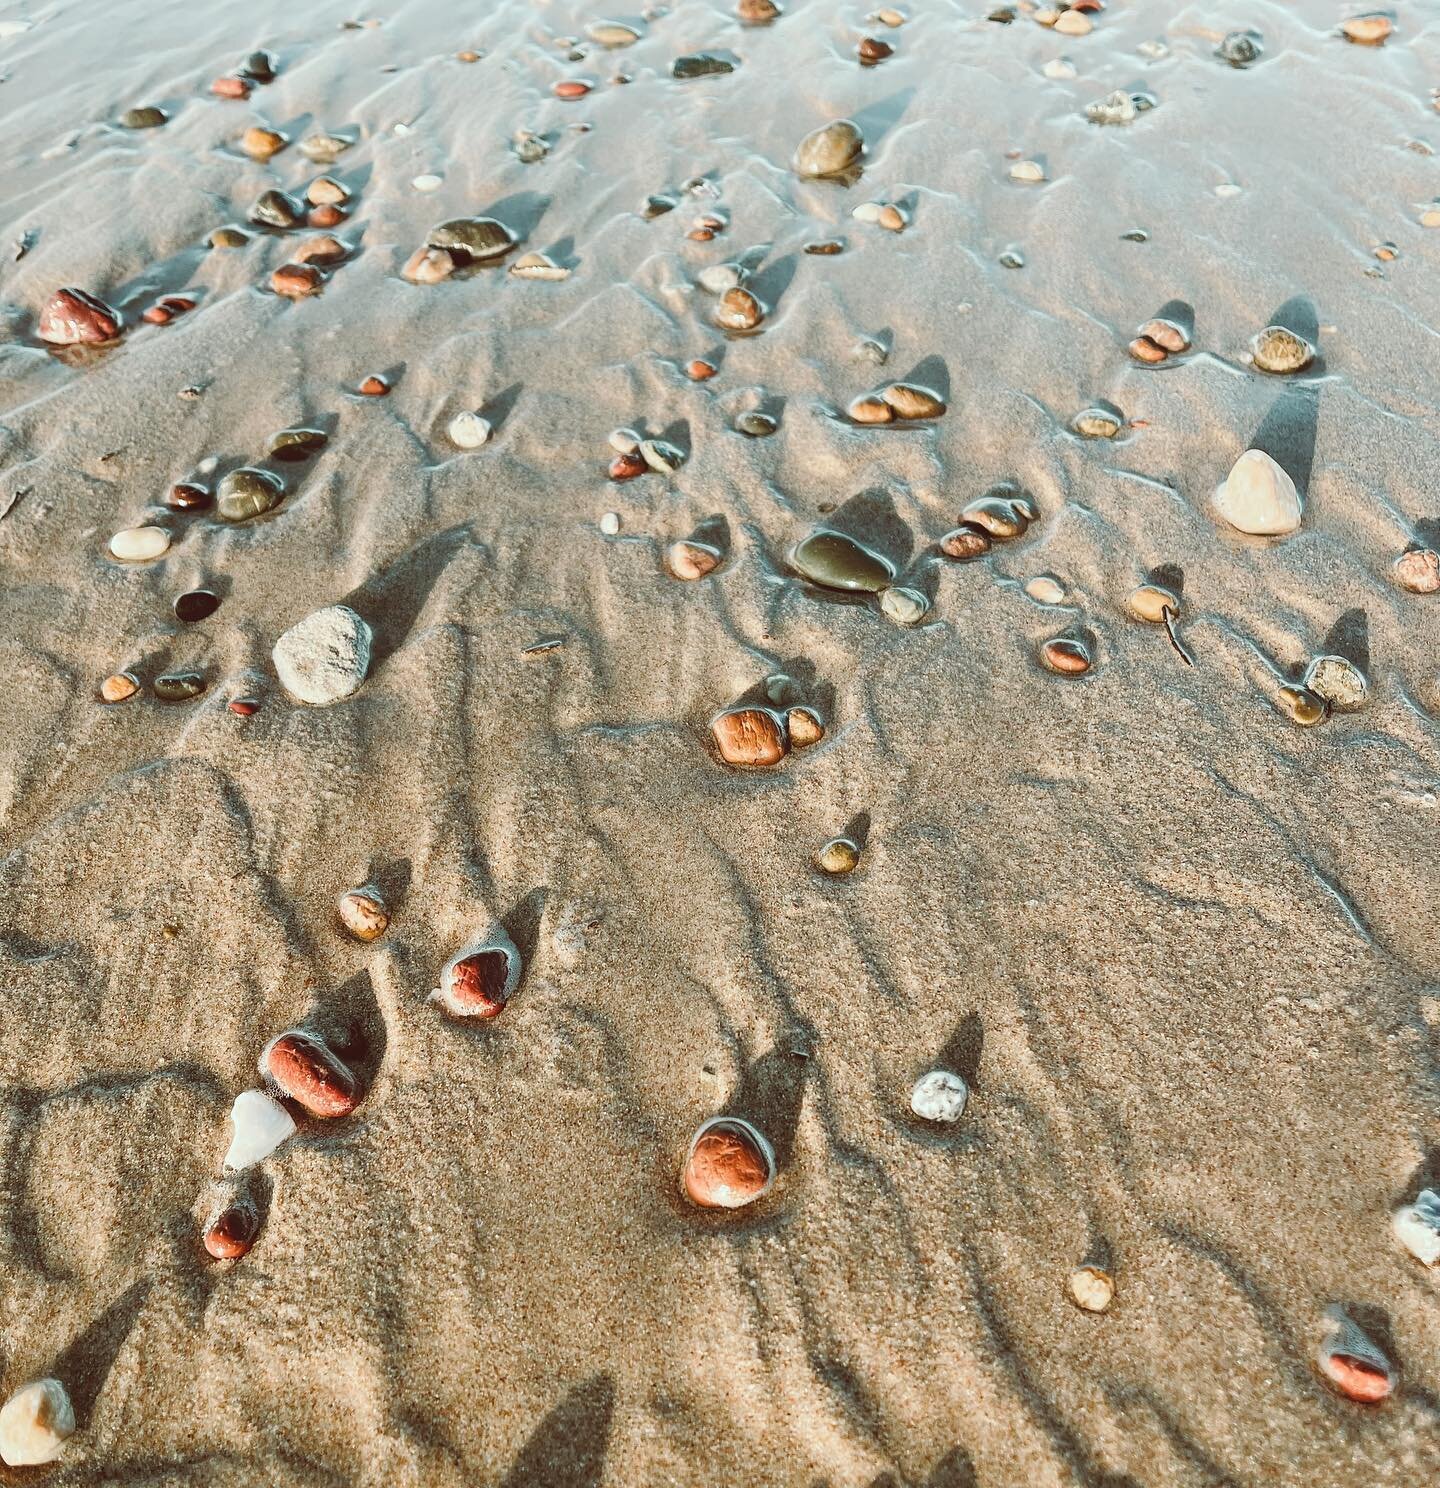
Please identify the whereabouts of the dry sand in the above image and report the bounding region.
[2,0,1440,1482]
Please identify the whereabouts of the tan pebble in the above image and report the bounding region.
[817,837,860,874]
[962,497,1027,539]
[1025,574,1065,604]
[877,203,908,232]
[881,383,946,419]
[787,707,825,748]
[1341,13,1392,44]
[338,886,389,941]
[668,540,721,579]
[848,394,895,424]
[1420,206,1440,228]
[1054,9,1093,35]
[270,263,323,298]
[939,524,991,561]
[608,427,641,455]
[0,1379,75,1466]
[1010,159,1045,183]
[1140,318,1190,353]
[712,707,787,767]
[109,525,170,562]
[1276,685,1326,726]
[1128,335,1167,364]
[876,6,906,24]
[100,671,140,703]
[1127,583,1178,623]
[242,125,287,159]
[509,252,570,281]
[292,234,347,266]
[1068,1265,1114,1313]
[1041,636,1091,674]
[306,176,348,206]
[402,246,455,284]
[457,49,480,63]
[1394,548,1440,593]
[715,287,765,331]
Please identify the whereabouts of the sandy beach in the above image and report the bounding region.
[2,0,1440,1482]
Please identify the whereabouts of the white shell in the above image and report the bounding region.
[109,525,170,562]
[1214,449,1302,535]
[448,411,492,449]
[223,1089,297,1171]
[1393,1189,1440,1266]
[0,1379,74,1467]
[910,1069,968,1123]
[272,604,373,706]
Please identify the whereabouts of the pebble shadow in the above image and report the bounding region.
[51,1278,152,1428]
[1320,607,1369,672]
[499,1374,615,1488]
[722,1045,806,1170]
[1249,385,1318,496]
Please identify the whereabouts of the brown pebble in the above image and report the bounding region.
[292,234,348,266]
[668,540,721,579]
[242,125,287,159]
[787,706,825,748]
[210,76,253,99]
[715,287,765,331]
[609,451,647,481]
[682,1118,775,1209]
[858,37,894,62]
[877,203,908,233]
[1128,335,1167,364]
[940,524,992,561]
[849,394,895,424]
[1041,637,1091,675]
[687,358,718,381]
[270,262,323,298]
[712,707,788,767]
[402,246,455,284]
[358,374,390,396]
[261,1030,360,1119]
[306,177,349,207]
[442,949,515,1018]
[1277,685,1326,727]
[203,1199,260,1260]
[457,49,480,63]
[228,697,260,716]
[1341,13,1392,44]
[805,238,845,255]
[38,287,122,345]
[688,227,715,242]
[307,203,347,229]
[166,481,211,511]
[100,672,140,703]
[882,382,945,419]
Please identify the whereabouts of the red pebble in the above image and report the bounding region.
[143,305,174,325]
[228,697,259,715]
[307,203,347,229]
[441,950,514,1018]
[609,451,647,481]
[688,228,714,241]
[37,287,122,345]
[554,79,593,98]
[260,1030,360,1118]
[687,359,718,381]
[203,1199,260,1259]
[271,263,323,299]
[358,374,390,396]
[210,75,253,99]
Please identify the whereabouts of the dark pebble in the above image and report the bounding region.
[166,482,212,511]
[174,589,221,623]
[154,671,206,701]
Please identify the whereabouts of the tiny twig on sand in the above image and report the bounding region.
[1162,605,1193,666]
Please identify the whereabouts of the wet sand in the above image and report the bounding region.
[2,0,1440,1483]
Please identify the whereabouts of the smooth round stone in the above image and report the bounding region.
[852,201,884,225]
[1128,584,1177,623]
[438,938,521,1018]
[1214,449,1301,535]
[849,394,894,423]
[300,131,355,163]
[879,585,929,626]
[882,383,945,419]
[787,706,825,747]
[1054,8,1091,33]
[1341,13,1391,45]
[217,467,284,522]
[99,671,139,703]
[816,837,860,874]
[711,707,787,767]
[1071,407,1122,438]
[793,119,864,178]
[1068,1265,1115,1313]
[153,670,206,702]
[0,1379,75,1466]
[167,481,212,511]
[307,176,348,206]
[268,427,327,461]
[1010,159,1045,183]
[609,427,641,455]
[120,106,167,129]
[509,252,568,280]
[209,226,250,249]
[1140,318,1190,353]
[1394,548,1440,593]
[412,173,444,192]
[715,287,764,330]
[223,1089,296,1171]
[242,125,287,159]
[791,530,895,593]
[682,1117,776,1209]
[175,589,220,623]
[1043,56,1077,79]
[639,438,684,474]
[1317,1315,1395,1404]
[427,217,515,261]
[588,20,641,46]
[668,540,721,579]
[962,497,1027,539]
[1041,637,1091,675]
[735,411,777,437]
[910,1069,968,1123]
[1026,574,1065,604]
[248,190,302,229]
[1304,655,1367,712]
[1218,29,1263,66]
[599,511,621,536]
[109,525,170,562]
[448,412,492,449]
[940,525,991,561]
[261,1030,360,1118]
[1276,684,1326,726]
[673,53,735,79]
[1251,324,1314,374]
[203,1198,260,1260]
[338,886,389,942]
[273,604,372,706]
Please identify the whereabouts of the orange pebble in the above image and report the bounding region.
[687,358,718,381]
[210,75,252,99]
[358,374,390,396]
[554,79,593,99]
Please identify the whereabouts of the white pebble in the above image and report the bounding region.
[0,1379,74,1467]
[879,586,929,626]
[1214,449,1302,535]
[1215,183,1243,199]
[1010,159,1046,183]
[910,1069,968,1123]
[412,173,443,192]
[1068,1265,1115,1313]
[1393,1189,1440,1266]
[108,525,170,562]
[272,604,373,707]
[697,263,744,295]
[852,201,884,224]
[223,1090,296,1172]
[1025,574,1066,605]
[600,511,621,535]
[448,411,492,449]
[1043,56,1077,80]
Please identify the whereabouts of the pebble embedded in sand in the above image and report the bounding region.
[697,263,744,295]
[0,1379,75,1467]
[673,53,735,79]
[817,837,860,874]
[338,885,389,941]
[167,481,211,510]
[736,411,777,437]
[411,173,443,193]
[794,119,865,178]
[38,287,122,344]
[962,496,1029,540]
[1394,548,1440,593]
[639,438,684,474]
[109,525,170,562]
[787,707,825,748]
[1141,319,1190,354]
[306,176,348,206]
[273,604,372,706]
[1129,335,1167,364]
[242,125,287,159]
[849,394,894,424]
[880,586,929,626]
[1214,449,1302,535]
[217,466,284,522]
[437,936,521,1018]
[1041,636,1091,674]
[293,234,348,266]
[448,411,492,449]
[881,383,946,419]
[1251,325,1313,374]
[910,1069,968,1123]
[203,1197,260,1260]
[300,131,355,164]
[715,287,765,331]
[1317,1314,1395,1403]
[858,37,893,63]
[154,670,206,702]
[509,252,569,280]
[599,511,621,536]
[1086,90,1137,126]
[1010,159,1045,183]
[712,707,787,767]
[223,1089,296,1171]
[939,525,992,561]
[428,217,516,262]
[1127,583,1178,623]
[1068,1265,1115,1313]
[120,105,167,129]
[213,75,253,98]
[1053,9,1092,34]
[261,1030,361,1119]
[1341,13,1392,45]
[175,589,220,624]
[271,262,323,298]
[1304,655,1367,712]
[1218,29,1264,66]
[1043,56,1077,79]
[403,246,455,284]
[100,671,139,703]
[668,539,721,579]
[684,356,714,381]
[1393,1189,1440,1266]
[737,0,782,20]
[242,49,278,82]
[791,529,896,593]
[588,20,641,46]
[1071,407,1122,439]
[609,451,646,481]
[682,1117,775,1209]
[359,374,390,396]
[209,226,249,249]
[554,78,593,99]
[249,189,302,229]
[1276,685,1326,726]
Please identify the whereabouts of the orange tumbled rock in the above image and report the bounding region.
[687,358,718,381]
[608,451,646,481]
[242,125,287,159]
[270,262,323,298]
[1128,335,1167,364]
[100,672,140,703]
[38,287,122,345]
[438,944,518,1018]
[402,246,455,284]
[1139,318,1190,353]
[712,707,787,767]
[143,294,195,325]
[1318,1314,1396,1404]
[668,540,721,579]
[260,1030,360,1118]
[1041,636,1092,674]
[307,203,347,229]
[211,75,253,99]
[682,1117,776,1209]
[292,234,348,266]
[359,374,390,396]
[228,697,260,716]
[848,394,894,424]
[940,524,992,561]
[554,78,594,99]
[1341,13,1391,44]
[203,1198,260,1259]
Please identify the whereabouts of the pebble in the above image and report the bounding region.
[609,427,640,455]
[877,203,908,232]
[643,194,677,219]
[999,247,1026,269]
[120,105,167,129]
[261,1030,361,1118]
[242,50,278,82]
[109,525,170,562]
[38,286,122,345]
[1071,407,1122,438]
[212,75,253,99]
[1140,317,1190,353]
[1341,14,1392,45]
[939,525,992,561]
[143,294,196,325]
[791,529,896,593]
[1394,548,1440,593]
[242,125,287,159]
[293,234,348,266]
[509,252,569,280]
[1317,1313,1395,1404]
[203,1198,260,1260]
[668,539,722,579]
[805,238,846,255]
[1040,636,1091,675]
[609,451,646,481]
[1421,204,1440,229]
[448,411,492,449]
[1026,574,1065,604]
[1053,9,1092,34]
[1068,1265,1115,1313]
[305,177,348,207]
[1214,449,1301,535]
[1127,583,1177,623]
[1086,90,1137,126]
[1393,1189,1440,1266]
[249,189,302,229]
[910,1069,968,1123]
[715,287,765,331]
[787,707,825,747]
[428,217,516,262]
[228,697,260,717]
[738,0,783,19]
[794,119,865,178]
[0,1380,75,1467]
[403,246,456,284]
[273,604,372,706]
[875,5,906,21]
[1304,655,1367,712]
[359,374,390,396]
[154,671,206,702]
[209,226,250,249]
[599,511,621,536]
[1010,159,1046,183]
[817,837,860,874]
[858,37,893,63]
[269,427,328,462]
[554,79,594,99]
[674,53,735,79]
[853,202,883,224]
[588,20,641,46]
[1218,29,1263,66]
[697,263,744,295]
[1043,56,1077,79]
[880,586,929,626]
[1129,335,1166,364]
[217,466,284,522]
[412,173,444,192]
[175,589,220,623]
[338,885,389,941]
[311,206,346,232]
[882,383,946,419]
[271,262,323,298]
[712,707,787,767]
[514,129,549,163]
[735,410,777,437]
[1276,684,1327,726]
[962,496,1028,539]
[437,935,521,1018]
[682,1117,776,1209]
[100,671,140,703]
[1251,324,1314,374]
[223,1089,296,1170]
[300,132,355,164]
[686,358,718,382]
[640,438,684,474]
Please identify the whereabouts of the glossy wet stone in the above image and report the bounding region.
[427,217,515,261]
[817,837,860,874]
[174,589,220,623]
[794,119,864,178]
[879,586,929,626]
[209,226,249,249]
[439,943,519,1018]
[940,524,992,561]
[881,383,946,419]
[712,707,787,767]
[261,1030,361,1118]
[203,1198,261,1260]
[217,467,284,522]
[38,287,122,345]
[268,428,328,461]
[1276,685,1327,726]
[166,482,211,511]
[1127,584,1177,623]
[109,525,170,562]
[248,190,302,229]
[153,670,206,701]
[715,287,765,331]
[1040,637,1091,675]
[682,1117,775,1209]
[735,411,777,437]
[962,497,1028,540]
[673,53,734,79]
[790,530,895,592]
[1071,407,1122,438]
[120,106,167,129]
